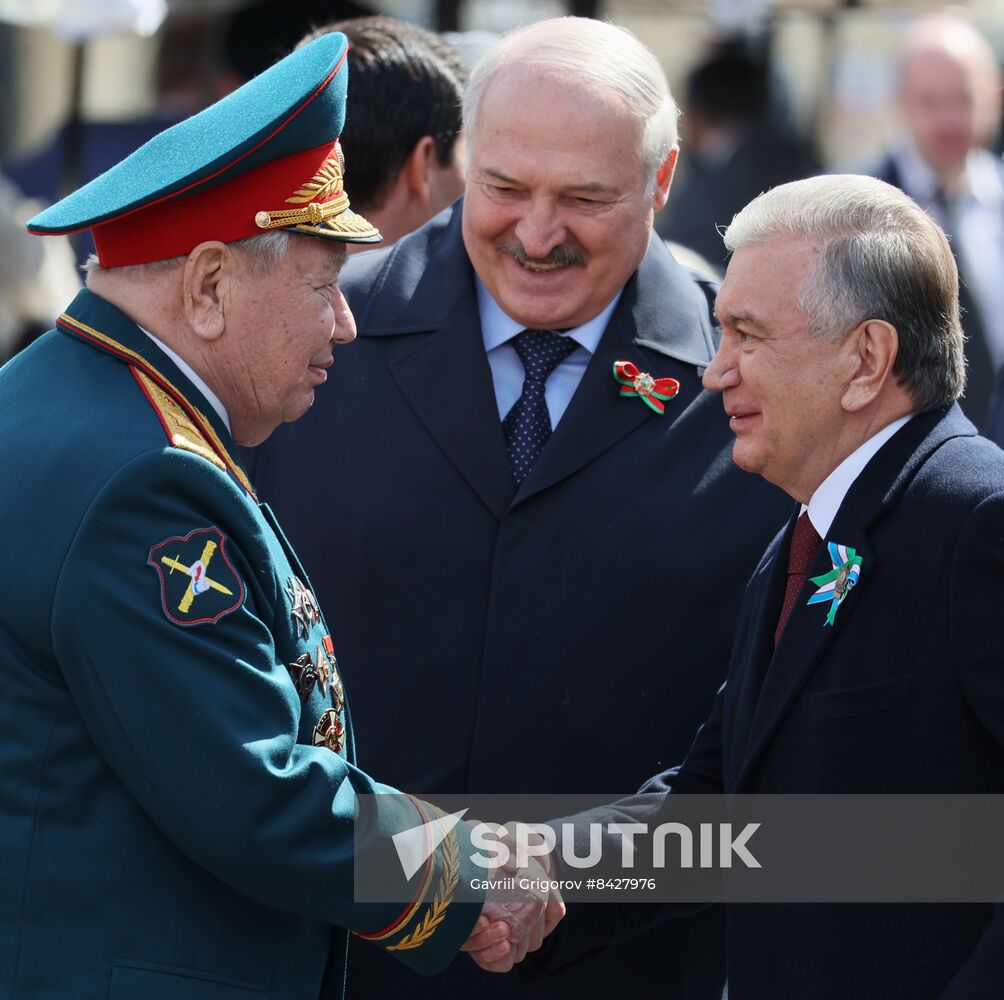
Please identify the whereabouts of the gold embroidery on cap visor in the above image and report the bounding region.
[254,145,380,244]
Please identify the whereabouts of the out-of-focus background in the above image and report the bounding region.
[2,0,1004,365]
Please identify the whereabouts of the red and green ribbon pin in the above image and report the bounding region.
[806,541,863,626]
[613,361,680,415]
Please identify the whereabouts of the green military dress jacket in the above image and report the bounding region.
[0,290,480,999]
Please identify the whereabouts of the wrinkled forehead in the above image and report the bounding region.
[468,67,648,191]
[474,63,641,146]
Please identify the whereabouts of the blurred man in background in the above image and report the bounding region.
[873,12,1004,429]
[658,38,819,271]
[299,16,467,249]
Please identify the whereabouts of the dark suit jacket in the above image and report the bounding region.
[658,123,818,270]
[251,203,790,998]
[987,382,1004,448]
[541,404,1004,998]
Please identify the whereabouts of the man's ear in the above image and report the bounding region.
[652,148,678,211]
[402,135,438,207]
[841,319,899,412]
[183,241,231,342]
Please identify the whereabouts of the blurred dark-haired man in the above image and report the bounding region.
[301,16,467,248]
[657,38,818,270]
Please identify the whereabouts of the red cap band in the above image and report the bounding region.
[92,141,339,267]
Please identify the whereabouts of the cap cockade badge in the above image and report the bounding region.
[806,542,863,626]
[255,145,348,231]
[613,361,680,415]
[252,144,379,242]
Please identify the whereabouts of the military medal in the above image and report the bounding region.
[613,360,680,415]
[314,634,345,712]
[324,635,345,713]
[313,708,344,753]
[806,542,863,626]
[315,643,330,696]
[287,652,318,701]
[286,576,321,638]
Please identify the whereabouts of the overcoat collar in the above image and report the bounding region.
[735,404,975,786]
[56,288,254,496]
[350,202,719,517]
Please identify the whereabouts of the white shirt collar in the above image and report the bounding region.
[802,414,914,538]
[140,327,232,434]
[894,137,941,202]
[894,138,1004,207]
[475,274,621,355]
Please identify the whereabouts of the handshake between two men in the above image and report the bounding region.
[461,824,566,973]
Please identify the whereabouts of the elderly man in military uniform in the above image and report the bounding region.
[0,33,558,999]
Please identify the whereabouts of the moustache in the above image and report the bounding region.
[496,241,586,268]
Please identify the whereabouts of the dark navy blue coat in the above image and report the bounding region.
[252,203,791,998]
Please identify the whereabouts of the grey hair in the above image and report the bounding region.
[82,230,294,279]
[463,17,679,187]
[723,174,965,412]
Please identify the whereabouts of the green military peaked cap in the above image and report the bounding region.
[27,32,380,265]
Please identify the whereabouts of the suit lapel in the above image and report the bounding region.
[351,204,515,521]
[387,286,515,521]
[737,521,878,787]
[727,512,797,778]
[513,237,718,505]
[736,405,973,786]
[358,209,719,516]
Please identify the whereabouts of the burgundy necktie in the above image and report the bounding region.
[774,512,822,647]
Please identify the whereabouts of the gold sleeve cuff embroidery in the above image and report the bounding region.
[386,827,460,951]
[357,832,439,944]
[356,798,461,949]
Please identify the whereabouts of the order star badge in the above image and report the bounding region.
[313,707,344,754]
[287,576,321,639]
[613,360,680,414]
[806,541,863,626]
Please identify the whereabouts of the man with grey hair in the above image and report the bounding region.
[533,173,1004,998]
[251,15,790,1000]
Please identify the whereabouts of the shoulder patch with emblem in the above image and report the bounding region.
[148,526,245,626]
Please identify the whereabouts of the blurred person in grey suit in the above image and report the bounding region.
[872,12,1004,430]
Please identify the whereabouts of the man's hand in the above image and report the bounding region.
[461,853,566,973]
